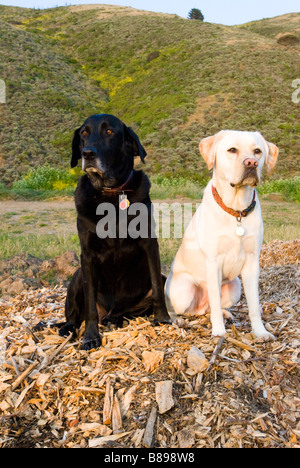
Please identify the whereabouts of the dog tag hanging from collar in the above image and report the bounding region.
[236,225,245,237]
[119,193,130,210]
[236,215,245,237]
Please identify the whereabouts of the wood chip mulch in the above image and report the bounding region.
[0,240,299,448]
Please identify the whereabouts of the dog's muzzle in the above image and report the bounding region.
[231,169,260,188]
[85,167,104,177]
[231,158,260,188]
[82,147,104,175]
[242,166,259,187]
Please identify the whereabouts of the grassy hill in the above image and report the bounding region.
[0,5,299,185]
[238,13,300,41]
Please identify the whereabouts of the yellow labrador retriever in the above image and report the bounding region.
[165,130,278,339]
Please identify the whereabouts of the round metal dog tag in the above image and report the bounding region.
[236,225,245,237]
[119,194,130,210]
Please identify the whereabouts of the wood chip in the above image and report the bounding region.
[119,384,138,417]
[88,432,131,448]
[155,380,175,414]
[143,406,157,448]
[102,377,113,425]
[177,426,195,448]
[186,345,209,375]
[11,362,39,392]
[112,394,122,432]
[142,350,164,373]
[226,337,256,352]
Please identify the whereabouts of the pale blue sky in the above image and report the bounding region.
[0,0,299,25]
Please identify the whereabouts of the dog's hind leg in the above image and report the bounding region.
[165,272,199,320]
[59,268,85,338]
[220,278,241,320]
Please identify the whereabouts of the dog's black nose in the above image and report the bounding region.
[82,147,97,160]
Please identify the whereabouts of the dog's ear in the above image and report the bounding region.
[71,128,82,168]
[124,126,147,163]
[258,133,279,173]
[199,131,225,170]
[265,141,279,173]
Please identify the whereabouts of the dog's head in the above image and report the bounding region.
[71,114,147,188]
[200,130,279,188]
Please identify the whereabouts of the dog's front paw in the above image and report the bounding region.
[211,325,227,337]
[82,330,102,350]
[154,309,172,325]
[253,328,275,341]
[59,322,77,338]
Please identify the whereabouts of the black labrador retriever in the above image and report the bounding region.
[59,114,171,350]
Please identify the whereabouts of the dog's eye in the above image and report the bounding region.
[228,148,238,154]
[254,148,262,155]
[106,129,112,135]
[81,130,88,137]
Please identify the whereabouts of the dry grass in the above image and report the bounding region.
[180,93,233,130]
[68,4,178,19]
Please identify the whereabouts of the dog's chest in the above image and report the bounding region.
[218,234,257,281]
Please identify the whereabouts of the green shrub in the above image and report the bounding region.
[12,165,78,192]
[258,177,300,203]
[0,182,9,198]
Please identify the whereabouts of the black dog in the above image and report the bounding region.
[59,114,171,350]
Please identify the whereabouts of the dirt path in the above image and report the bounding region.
[0,200,74,214]
[0,197,299,240]
[0,200,76,236]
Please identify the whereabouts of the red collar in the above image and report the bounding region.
[102,170,134,195]
[212,185,256,219]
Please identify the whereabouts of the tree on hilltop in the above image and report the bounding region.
[188,8,204,21]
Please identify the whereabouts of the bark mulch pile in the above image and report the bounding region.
[0,241,299,448]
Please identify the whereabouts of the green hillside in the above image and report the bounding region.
[238,13,300,41]
[0,5,299,184]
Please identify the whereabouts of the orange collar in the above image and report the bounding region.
[212,185,256,219]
